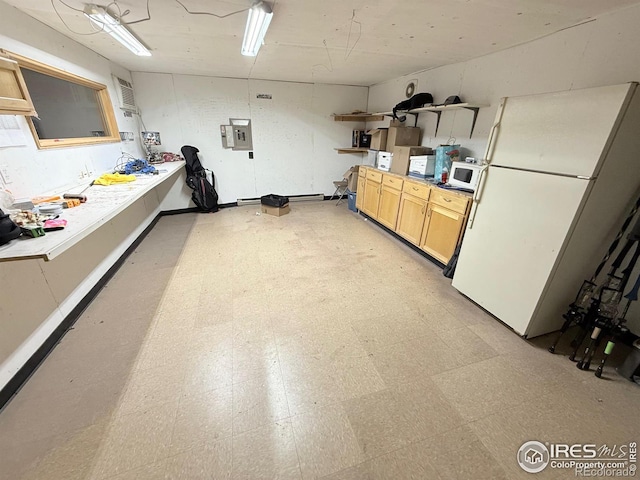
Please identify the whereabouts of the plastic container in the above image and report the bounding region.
[441,167,449,184]
[435,144,460,182]
[347,190,357,212]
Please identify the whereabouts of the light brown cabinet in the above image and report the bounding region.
[352,166,471,265]
[360,167,383,218]
[0,54,36,116]
[420,204,467,263]
[396,189,429,245]
[377,184,402,230]
[362,178,381,218]
[355,175,366,210]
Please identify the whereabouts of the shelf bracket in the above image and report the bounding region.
[462,106,481,138]
[382,111,419,127]
[419,110,442,137]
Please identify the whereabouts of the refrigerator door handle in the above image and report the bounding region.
[468,165,490,229]
[483,97,506,164]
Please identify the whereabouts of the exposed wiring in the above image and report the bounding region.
[56,0,83,12]
[114,152,140,173]
[345,9,362,60]
[312,40,333,74]
[124,0,151,25]
[52,0,250,37]
[173,0,249,18]
[50,0,105,35]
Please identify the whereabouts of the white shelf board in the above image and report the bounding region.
[0,161,185,262]
[409,103,488,113]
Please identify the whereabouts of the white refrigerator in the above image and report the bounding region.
[452,83,640,338]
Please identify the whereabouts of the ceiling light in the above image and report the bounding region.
[241,2,273,57]
[83,4,151,56]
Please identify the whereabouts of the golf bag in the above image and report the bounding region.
[181,145,219,213]
[0,209,21,246]
[393,92,433,121]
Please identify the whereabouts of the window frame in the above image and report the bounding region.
[5,51,120,149]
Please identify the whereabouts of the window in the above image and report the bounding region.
[5,51,120,149]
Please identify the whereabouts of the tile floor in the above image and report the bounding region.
[1,201,639,480]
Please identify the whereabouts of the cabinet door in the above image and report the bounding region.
[362,179,381,218]
[355,176,366,210]
[396,193,427,245]
[420,204,465,263]
[0,55,36,116]
[377,185,401,230]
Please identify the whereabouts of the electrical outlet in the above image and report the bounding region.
[0,165,12,184]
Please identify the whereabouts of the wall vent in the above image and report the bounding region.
[113,76,137,112]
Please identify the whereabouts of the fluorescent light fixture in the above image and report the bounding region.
[241,1,273,57]
[83,4,151,56]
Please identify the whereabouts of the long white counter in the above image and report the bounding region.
[0,161,185,262]
[0,160,190,397]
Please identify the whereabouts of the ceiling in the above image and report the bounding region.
[4,0,640,86]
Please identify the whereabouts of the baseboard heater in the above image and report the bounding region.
[237,193,324,206]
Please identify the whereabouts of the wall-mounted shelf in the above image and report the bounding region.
[410,103,487,137]
[372,103,487,137]
[371,110,420,126]
[334,147,369,154]
[332,113,385,122]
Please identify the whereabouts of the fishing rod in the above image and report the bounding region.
[594,271,640,378]
[548,195,640,354]
[576,226,640,370]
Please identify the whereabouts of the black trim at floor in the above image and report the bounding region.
[357,210,446,269]
[0,213,170,411]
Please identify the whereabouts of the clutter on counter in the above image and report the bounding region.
[93,173,137,186]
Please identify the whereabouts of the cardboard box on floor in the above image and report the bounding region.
[367,128,388,151]
[391,146,433,175]
[387,126,421,149]
[261,204,290,216]
[343,165,360,191]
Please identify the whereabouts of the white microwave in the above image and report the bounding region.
[449,162,483,191]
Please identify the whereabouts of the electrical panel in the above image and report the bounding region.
[220,118,252,150]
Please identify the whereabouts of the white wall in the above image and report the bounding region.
[132,72,368,204]
[0,2,144,200]
[368,3,640,160]
[368,4,640,334]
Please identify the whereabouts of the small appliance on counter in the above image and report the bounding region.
[376,152,392,171]
[408,155,436,178]
[449,161,483,191]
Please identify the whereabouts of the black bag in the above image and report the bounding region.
[443,244,461,278]
[260,194,289,208]
[181,145,219,213]
[393,92,434,121]
[0,209,21,246]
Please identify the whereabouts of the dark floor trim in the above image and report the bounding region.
[162,202,238,215]
[357,210,445,269]
[161,207,200,215]
[0,214,164,411]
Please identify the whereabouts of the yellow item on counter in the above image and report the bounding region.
[93,173,136,186]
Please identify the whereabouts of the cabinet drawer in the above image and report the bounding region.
[429,189,469,215]
[382,174,403,191]
[358,166,367,177]
[367,169,383,183]
[402,181,430,200]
